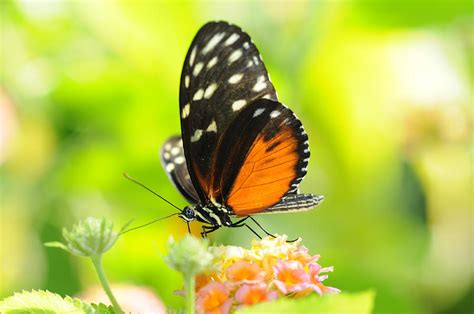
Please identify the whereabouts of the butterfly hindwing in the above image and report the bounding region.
[208,99,310,216]
[258,194,324,215]
[179,21,278,201]
[160,136,199,203]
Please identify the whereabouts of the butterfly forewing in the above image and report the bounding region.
[179,21,278,201]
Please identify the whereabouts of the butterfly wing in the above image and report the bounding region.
[209,99,311,216]
[258,194,324,215]
[160,136,199,203]
[179,21,278,201]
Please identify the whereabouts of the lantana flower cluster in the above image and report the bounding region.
[195,235,339,314]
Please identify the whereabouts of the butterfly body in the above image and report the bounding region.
[161,21,323,236]
[180,204,232,227]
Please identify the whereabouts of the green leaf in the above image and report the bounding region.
[238,290,375,314]
[90,303,116,313]
[0,290,114,314]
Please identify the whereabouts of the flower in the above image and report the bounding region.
[226,260,264,284]
[235,283,278,306]
[44,217,130,257]
[196,282,233,314]
[165,235,213,279]
[193,235,339,313]
[273,260,312,296]
[308,264,341,295]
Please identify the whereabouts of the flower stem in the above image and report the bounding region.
[91,255,123,313]
[185,275,196,314]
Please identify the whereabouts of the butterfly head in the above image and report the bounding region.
[179,206,196,222]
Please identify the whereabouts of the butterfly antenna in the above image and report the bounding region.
[120,212,180,235]
[123,173,182,212]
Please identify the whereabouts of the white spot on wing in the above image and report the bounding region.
[202,32,225,54]
[262,94,272,99]
[207,56,218,69]
[166,163,175,172]
[191,129,203,142]
[182,103,190,118]
[189,47,197,66]
[163,152,170,159]
[225,33,240,46]
[228,49,242,63]
[228,73,243,84]
[253,55,259,65]
[206,119,217,133]
[253,75,267,92]
[232,99,247,111]
[164,143,171,150]
[247,60,253,67]
[184,75,190,88]
[204,83,218,99]
[171,147,180,156]
[193,89,204,101]
[174,156,185,164]
[253,108,265,117]
[243,42,250,49]
[193,62,203,76]
[270,110,281,118]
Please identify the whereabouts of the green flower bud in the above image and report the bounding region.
[164,235,213,279]
[45,217,130,257]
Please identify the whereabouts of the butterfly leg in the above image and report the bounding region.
[228,218,262,239]
[248,216,275,238]
[230,216,250,227]
[248,216,299,242]
[201,225,219,238]
[243,224,262,239]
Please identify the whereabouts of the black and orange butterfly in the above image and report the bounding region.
[160,21,323,237]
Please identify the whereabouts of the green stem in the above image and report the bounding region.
[185,275,196,314]
[91,255,123,313]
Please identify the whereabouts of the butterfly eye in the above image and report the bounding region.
[180,206,195,221]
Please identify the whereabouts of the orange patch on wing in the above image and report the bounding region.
[227,126,299,216]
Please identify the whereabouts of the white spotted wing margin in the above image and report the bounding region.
[160,136,199,203]
[258,194,324,215]
[179,21,278,201]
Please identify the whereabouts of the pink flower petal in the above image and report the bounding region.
[196,282,232,314]
[235,283,279,306]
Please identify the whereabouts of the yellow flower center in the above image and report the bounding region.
[203,289,228,311]
[277,269,301,287]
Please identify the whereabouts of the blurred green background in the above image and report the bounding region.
[1,0,472,312]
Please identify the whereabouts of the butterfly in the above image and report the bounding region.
[160,21,323,237]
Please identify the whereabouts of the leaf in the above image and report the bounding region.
[238,290,375,314]
[0,289,114,314]
[90,302,116,313]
